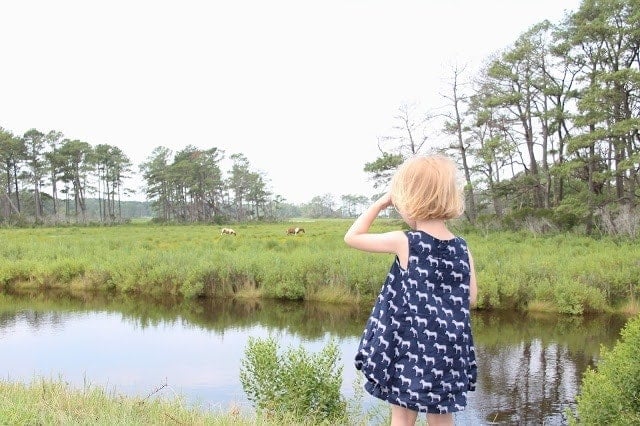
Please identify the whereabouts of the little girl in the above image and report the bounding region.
[344,154,478,426]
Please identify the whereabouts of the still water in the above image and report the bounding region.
[0,291,628,425]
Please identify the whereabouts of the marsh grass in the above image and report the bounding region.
[0,378,242,425]
[1,221,639,314]
[471,231,640,314]
[0,377,366,425]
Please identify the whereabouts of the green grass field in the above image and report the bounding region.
[1,220,639,314]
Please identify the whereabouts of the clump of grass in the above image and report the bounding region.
[525,300,557,313]
[306,283,360,304]
[0,378,247,425]
[618,298,640,316]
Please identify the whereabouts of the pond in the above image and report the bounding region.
[0,290,628,425]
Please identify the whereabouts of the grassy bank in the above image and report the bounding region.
[1,221,639,314]
[0,378,351,425]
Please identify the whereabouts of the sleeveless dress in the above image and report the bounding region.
[354,230,477,414]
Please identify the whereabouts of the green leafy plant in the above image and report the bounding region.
[239,336,347,423]
[568,315,640,425]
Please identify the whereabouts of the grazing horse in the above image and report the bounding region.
[286,227,305,235]
[220,228,236,235]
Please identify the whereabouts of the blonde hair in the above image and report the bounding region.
[390,154,464,220]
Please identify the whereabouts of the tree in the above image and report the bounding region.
[0,127,24,217]
[379,103,432,156]
[302,194,337,218]
[485,37,546,208]
[441,64,478,222]
[43,130,65,217]
[91,144,133,222]
[363,152,404,190]
[228,153,252,221]
[58,139,93,222]
[140,146,173,221]
[364,104,434,190]
[537,20,582,206]
[246,171,270,220]
[340,194,369,217]
[176,146,224,221]
[22,128,46,221]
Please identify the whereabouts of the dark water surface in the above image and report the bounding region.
[0,290,628,425]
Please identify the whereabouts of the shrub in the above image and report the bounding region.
[49,259,85,284]
[553,279,607,315]
[239,336,347,423]
[568,315,640,425]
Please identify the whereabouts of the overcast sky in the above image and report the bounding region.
[0,0,582,204]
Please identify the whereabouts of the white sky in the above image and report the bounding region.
[0,0,581,205]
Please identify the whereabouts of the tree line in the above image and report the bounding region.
[367,0,640,235]
[0,129,134,224]
[0,129,287,224]
[0,129,371,224]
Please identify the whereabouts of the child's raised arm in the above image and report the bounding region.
[344,193,405,255]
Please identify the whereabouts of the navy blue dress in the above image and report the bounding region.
[355,230,477,414]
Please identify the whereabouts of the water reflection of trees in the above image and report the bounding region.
[0,290,370,338]
[471,311,627,424]
[0,310,66,331]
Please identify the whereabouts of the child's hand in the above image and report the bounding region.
[375,192,393,210]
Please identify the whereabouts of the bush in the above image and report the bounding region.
[239,336,347,423]
[553,279,607,315]
[568,315,640,425]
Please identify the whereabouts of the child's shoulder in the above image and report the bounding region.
[405,229,462,243]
